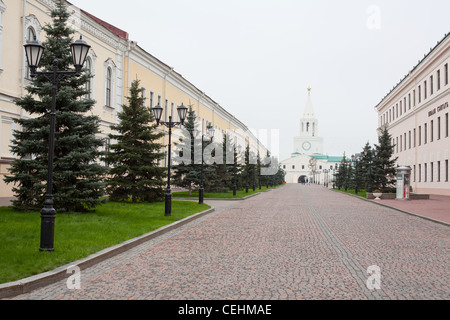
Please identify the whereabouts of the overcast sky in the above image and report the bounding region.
[69,0,450,161]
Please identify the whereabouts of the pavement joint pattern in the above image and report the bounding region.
[9,185,450,300]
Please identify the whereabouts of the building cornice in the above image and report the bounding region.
[375,32,450,111]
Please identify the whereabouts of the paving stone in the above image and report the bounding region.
[10,185,450,300]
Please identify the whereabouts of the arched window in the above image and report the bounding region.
[106,67,112,107]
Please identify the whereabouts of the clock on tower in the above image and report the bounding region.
[302,141,312,151]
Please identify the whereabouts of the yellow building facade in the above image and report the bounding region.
[0,0,267,199]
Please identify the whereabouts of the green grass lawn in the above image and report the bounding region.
[0,200,210,284]
[333,188,367,198]
[172,186,277,199]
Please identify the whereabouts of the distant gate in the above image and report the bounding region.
[298,175,307,184]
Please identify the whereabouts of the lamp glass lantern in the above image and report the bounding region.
[208,127,215,140]
[24,38,45,75]
[71,36,91,74]
[177,103,188,124]
[152,105,163,125]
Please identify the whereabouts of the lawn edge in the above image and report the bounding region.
[0,206,215,300]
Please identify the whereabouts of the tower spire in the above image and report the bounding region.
[303,87,315,118]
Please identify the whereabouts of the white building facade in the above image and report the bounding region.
[375,33,450,196]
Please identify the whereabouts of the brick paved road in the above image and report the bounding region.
[13,184,450,300]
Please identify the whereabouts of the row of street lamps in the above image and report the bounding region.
[25,35,276,252]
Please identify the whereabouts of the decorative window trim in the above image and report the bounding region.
[23,14,42,80]
[84,49,97,100]
[104,58,116,110]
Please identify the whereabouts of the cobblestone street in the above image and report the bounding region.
[12,184,450,300]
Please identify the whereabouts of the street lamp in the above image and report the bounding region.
[193,126,215,204]
[152,103,188,216]
[24,36,91,252]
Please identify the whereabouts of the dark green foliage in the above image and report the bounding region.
[104,79,166,202]
[172,105,202,194]
[373,127,398,192]
[4,0,106,212]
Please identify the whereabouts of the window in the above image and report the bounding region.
[84,57,92,99]
[438,117,441,140]
[413,165,416,182]
[424,123,427,144]
[404,98,407,113]
[396,137,398,153]
[424,163,427,182]
[430,162,433,182]
[437,70,441,90]
[171,102,175,121]
[408,94,411,109]
[419,164,422,182]
[445,64,448,85]
[105,67,112,107]
[149,92,154,108]
[404,133,407,150]
[446,113,449,138]
[424,81,427,100]
[446,160,449,182]
[400,101,402,116]
[437,161,441,182]
[431,120,434,142]
[418,85,421,103]
[413,90,416,106]
[430,76,434,95]
[399,135,402,152]
[409,131,411,149]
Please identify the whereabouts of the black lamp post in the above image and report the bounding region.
[152,103,188,216]
[24,36,91,252]
[194,126,215,205]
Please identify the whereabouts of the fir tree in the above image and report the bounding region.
[373,127,398,192]
[105,79,166,202]
[336,153,349,190]
[359,142,376,192]
[4,0,106,212]
[172,104,202,195]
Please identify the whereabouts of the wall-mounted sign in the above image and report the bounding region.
[429,102,448,117]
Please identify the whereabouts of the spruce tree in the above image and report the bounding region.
[4,0,106,212]
[373,127,398,192]
[105,79,166,202]
[359,142,375,192]
[336,153,348,190]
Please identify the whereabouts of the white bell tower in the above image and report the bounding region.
[293,88,324,155]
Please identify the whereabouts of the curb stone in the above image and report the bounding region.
[0,206,215,300]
